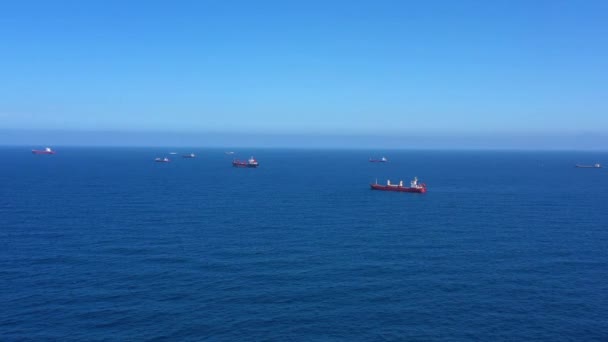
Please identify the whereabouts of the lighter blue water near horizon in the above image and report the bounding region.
[1,147,607,341]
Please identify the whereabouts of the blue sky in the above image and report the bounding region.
[1,0,607,147]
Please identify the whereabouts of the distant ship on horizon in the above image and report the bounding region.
[32,147,55,155]
[576,163,602,168]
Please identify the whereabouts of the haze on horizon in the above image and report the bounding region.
[1,1,607,149]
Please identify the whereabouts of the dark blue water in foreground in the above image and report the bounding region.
[1,147,608,341]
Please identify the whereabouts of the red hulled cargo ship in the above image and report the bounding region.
[370,177,427,193]
[233,156,259,168]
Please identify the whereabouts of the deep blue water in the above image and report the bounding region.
[1,147,607,341]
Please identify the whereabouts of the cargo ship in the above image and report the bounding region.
[155,157,170,163]
[233,156,259,168]
[369,157,388,162]
[576,163,602,168]
[183,153,196,158]
[32,147,55,155]
[370,177,426,193]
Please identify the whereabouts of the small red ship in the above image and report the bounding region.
[233,156,259,168]
[370,177,427,193]
[32,147,55,155]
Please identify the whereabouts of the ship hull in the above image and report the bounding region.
[232,162,258,168]
[32,150,55,155]
[370,184,426,193]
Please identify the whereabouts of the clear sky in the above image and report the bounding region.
[1,0,607,147]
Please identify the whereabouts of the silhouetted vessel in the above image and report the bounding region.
[370,177,427,193]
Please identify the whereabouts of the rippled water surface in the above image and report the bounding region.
[1,147,607,341]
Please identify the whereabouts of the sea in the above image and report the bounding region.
[1,147,607,341]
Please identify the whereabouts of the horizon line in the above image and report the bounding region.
[1,129,607,151]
